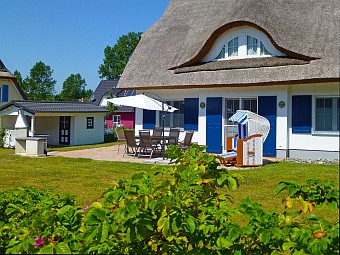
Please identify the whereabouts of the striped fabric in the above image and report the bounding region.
[229,111,248,139]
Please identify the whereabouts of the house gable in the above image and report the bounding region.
[0,59,27,106]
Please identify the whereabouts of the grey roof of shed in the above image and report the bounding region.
[0,59,28,99]
[118,0,340,90]
[0,100,108,115]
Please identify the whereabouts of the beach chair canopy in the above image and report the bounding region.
[228,110,270,142]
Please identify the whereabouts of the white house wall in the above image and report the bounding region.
[288,82,339,159]
[34,116,60,145]
[74,113,105,145]
[137,82,339,160]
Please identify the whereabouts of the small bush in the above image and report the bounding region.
[0,145,339,254]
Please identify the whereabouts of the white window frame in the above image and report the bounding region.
[112,114,121,128]
[202,26,286,62]
[312,96,339,135]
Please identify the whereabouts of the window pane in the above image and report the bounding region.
[215,46,225,60]
[247,36,257,55]
[315,97,337,131]
[242,99,257,113]
[225,99,239,119]
[260,42,271,55]
[228,37,238,57]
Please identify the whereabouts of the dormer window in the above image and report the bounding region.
[202,26,285,62]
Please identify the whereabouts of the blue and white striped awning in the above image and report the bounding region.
[228,111,248,124]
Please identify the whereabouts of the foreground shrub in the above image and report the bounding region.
[0,145,338,254]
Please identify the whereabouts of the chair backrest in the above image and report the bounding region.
[152,127,163,137]
[139,130,153,147]
[116,129,125,142]
[124,130,136,147]
[183,131,194,146]
[168,128,180,144]
[169,128,180,139]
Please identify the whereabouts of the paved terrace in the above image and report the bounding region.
[48,144,279,168]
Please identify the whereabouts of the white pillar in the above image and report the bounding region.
[30,115,35,137]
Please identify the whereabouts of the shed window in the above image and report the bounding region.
[87,117,94,129]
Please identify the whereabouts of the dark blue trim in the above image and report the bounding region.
[184,98,199,130]
[292,95,312,133]
[143,109,156,129]
[2,85,9,102]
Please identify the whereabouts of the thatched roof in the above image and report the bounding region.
[118,0,340,90]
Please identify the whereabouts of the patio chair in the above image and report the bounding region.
[116,129,125,154]
[123,130,139,157]
[151,127,163,144]
[219,110,270,167]
[138,130,160,158]
[167,127,180,146]
[179,131,194,151]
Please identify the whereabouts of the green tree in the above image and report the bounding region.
[22,61,56,100]
[13,70,23,87]
[105,89,118,116]
[58,74,92,101]
[98,32,142,80]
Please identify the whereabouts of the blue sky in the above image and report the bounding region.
[0,0,170,93]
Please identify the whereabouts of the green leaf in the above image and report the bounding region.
[126,201,138,216]
[260,230,271,244]
[5,208,16,215]
[274,182,288,195]
[55,242,71,254]
[90,208,106,220]
[99,222,109,243]
[282,242,296,251]
[217,175,227,186]
[38,245,54,254]
[227,177,238,191]
[187,217,196,233]
[229,227,240,241]
[56,205,73,219]
[157,217,168,232]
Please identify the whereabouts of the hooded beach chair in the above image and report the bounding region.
[219,110,270,167]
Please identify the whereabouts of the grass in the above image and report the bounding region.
[48,142,116,152]
[0,147,338,223]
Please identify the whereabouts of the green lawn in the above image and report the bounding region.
[0,148,338,223]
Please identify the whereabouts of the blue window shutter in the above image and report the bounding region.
[292,95,312,133]
[184,98,199,130]
[143,109,156,129]
[2,85,9,102]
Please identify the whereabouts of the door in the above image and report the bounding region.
[258,96,277,157]
[206,97,223,153]
[59,116,71,145]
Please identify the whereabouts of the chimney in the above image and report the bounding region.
[15,109,29,138]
